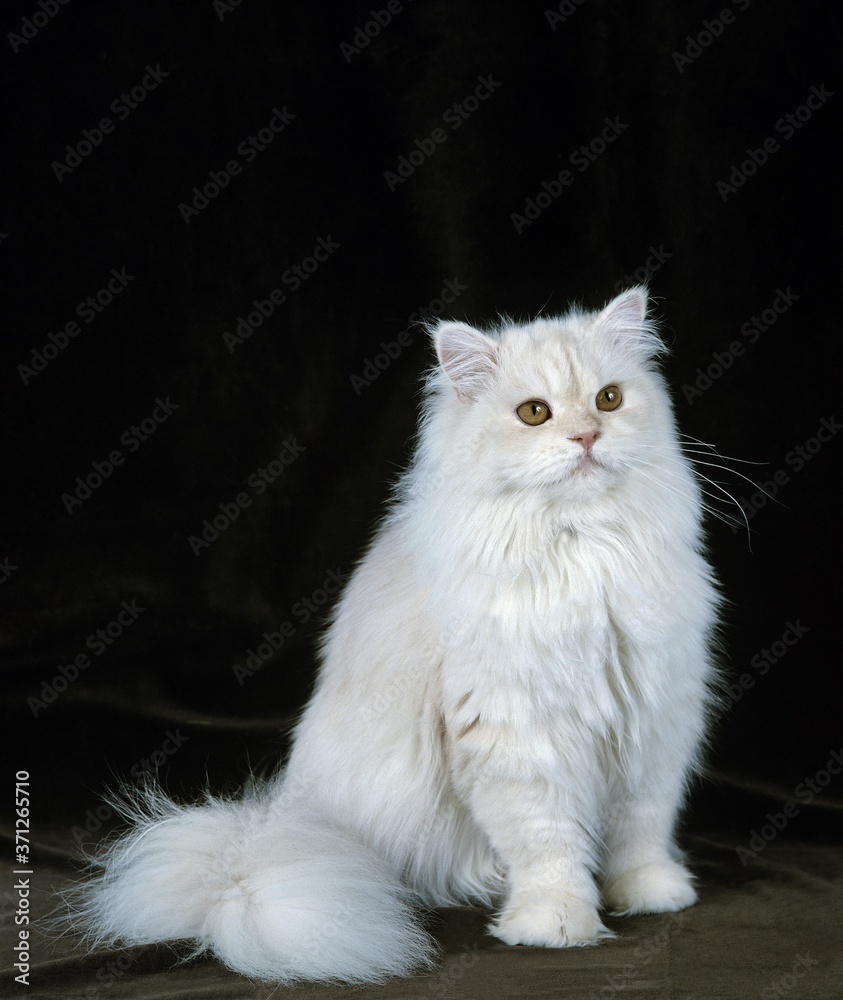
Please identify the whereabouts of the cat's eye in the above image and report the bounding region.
[595,384,623,412]
[516,400,552,426]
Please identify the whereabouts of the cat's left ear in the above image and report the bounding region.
[598,286,665,361]
[433,321,499,400]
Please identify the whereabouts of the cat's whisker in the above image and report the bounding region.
[630,457,748,534]
[625,457,711,509]
[681,457,784,505]
[677,434,769,465]
[681,447,768,467]
[693,476,751,534]
[640,478,741,533]
[630,440,770,532]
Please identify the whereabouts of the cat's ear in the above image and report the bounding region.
[598,286,665,362]
[433,321,499,400]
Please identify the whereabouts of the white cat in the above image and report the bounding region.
[68,287,720,983]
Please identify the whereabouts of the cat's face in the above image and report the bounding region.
[431,288,677,506]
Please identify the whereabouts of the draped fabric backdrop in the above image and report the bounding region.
[2,2,841,997]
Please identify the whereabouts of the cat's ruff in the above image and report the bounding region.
[64,287,720,983]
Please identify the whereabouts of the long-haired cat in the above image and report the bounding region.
[67,287,720,983]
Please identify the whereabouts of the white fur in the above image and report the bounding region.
[67,780,435,983]
[67,287,720,981]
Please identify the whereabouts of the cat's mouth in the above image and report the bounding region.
[572,451,602,474]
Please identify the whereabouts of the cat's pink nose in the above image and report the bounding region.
[569,430,600,452]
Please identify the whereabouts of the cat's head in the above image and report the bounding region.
[426,287,679,508]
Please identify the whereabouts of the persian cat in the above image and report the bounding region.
[68,287,720,983]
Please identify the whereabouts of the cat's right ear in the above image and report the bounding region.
[433,321,498,400]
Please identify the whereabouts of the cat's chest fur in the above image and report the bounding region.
[422,511,675,654]
[409,513,679,740]
[419,515,711,830]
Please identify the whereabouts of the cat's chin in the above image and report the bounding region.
[572,454,601,474]
[549,462,618,504]
[566,450,616,481]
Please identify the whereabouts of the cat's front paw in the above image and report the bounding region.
[603,860,697,916]
[490,894,613,948]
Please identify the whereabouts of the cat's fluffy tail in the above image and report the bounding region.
[63,779,436,983]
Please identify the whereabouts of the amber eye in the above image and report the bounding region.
[516,400,552,425]
[596,384,622,412]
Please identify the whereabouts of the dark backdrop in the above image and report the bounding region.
[2,1,841,996]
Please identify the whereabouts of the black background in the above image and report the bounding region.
[3,0,841,851]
